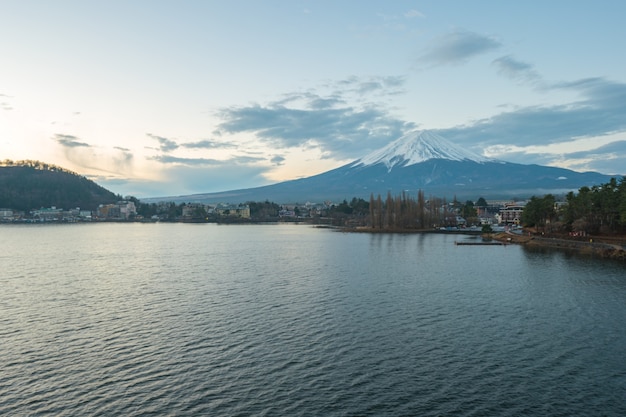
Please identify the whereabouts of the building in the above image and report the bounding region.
[215,203,250,218]
[97,200,137,220]
[498,202,526,225]
[31,206,64,221]
[118,201,136,219]
[182,203,209,219]
[0,208,14,221]
[279,209,296,218]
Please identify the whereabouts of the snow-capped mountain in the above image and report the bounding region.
[149,130,619,204]
[354,130,492,169]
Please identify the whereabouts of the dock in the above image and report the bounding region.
[455,241,507,246]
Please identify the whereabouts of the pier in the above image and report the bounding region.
[455,241,507,246]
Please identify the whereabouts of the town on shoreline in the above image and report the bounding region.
[3,197,625,262]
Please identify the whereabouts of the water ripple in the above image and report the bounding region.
[1,224,625,416]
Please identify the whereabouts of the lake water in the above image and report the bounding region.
[1,223,625,416]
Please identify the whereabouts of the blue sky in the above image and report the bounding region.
[2,1,625,198]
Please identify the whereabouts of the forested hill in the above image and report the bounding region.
[0,160,119,211]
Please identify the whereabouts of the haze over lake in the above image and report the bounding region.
[2,223,625,416]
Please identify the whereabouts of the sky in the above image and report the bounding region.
[2,1,626,199]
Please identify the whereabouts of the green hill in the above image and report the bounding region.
[0,160,119,212]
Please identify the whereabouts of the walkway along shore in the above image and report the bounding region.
[491,232,626,261]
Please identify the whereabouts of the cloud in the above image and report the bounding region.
[564,140,626,160]
[270,155,285,165]
[308,96,345,110]
[276,91,347,110]
[149,154,265,167]
[559,140,626,175]
[554,77,626,111]
[216,77,413,160]
[181,139,235,150]
[96,162,273,199]
[146,134,236,152]
[218,103,412,159]
[334,75,407,96]
[161,163,271,197]
[492,55,541,85]
[474,138,626,176]
[112,148,134,172]
[404,9,424,19]
[146,133,179,152]
[149,155,222,166]
[52,133,136,175]
[417,29,501,66]
[231,155,265,164]
[439,77,626,150]
[54,134,92,148]
[275,76,406,111]
[0,93,13,109]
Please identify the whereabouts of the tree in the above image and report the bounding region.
[522,194,555,232]
[461,200,477,222]
[369,193,377,228]
[562,178,626,234]
[248,200,280,219]
[620,177,626,227]
[376,194,383,229]
[417,189,426,229]
[349,197,369,216]
[385,192,394,229]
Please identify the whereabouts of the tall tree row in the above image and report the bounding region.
[369,190,444,230]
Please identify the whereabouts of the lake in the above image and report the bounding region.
[1,223,625,416]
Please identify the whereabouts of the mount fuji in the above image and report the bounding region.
[355,130,492,169]
[154,131,618,203]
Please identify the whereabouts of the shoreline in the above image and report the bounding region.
[491,232,626,261]
[4,220,625,261]
[344,226,626,261]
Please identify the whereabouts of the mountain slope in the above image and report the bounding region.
[147,131,621,204]
[0,160,119,211]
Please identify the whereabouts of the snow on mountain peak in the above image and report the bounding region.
[353,130,491,169]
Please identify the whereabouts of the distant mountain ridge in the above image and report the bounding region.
[0,160,119,211]
[151,130,621,204]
